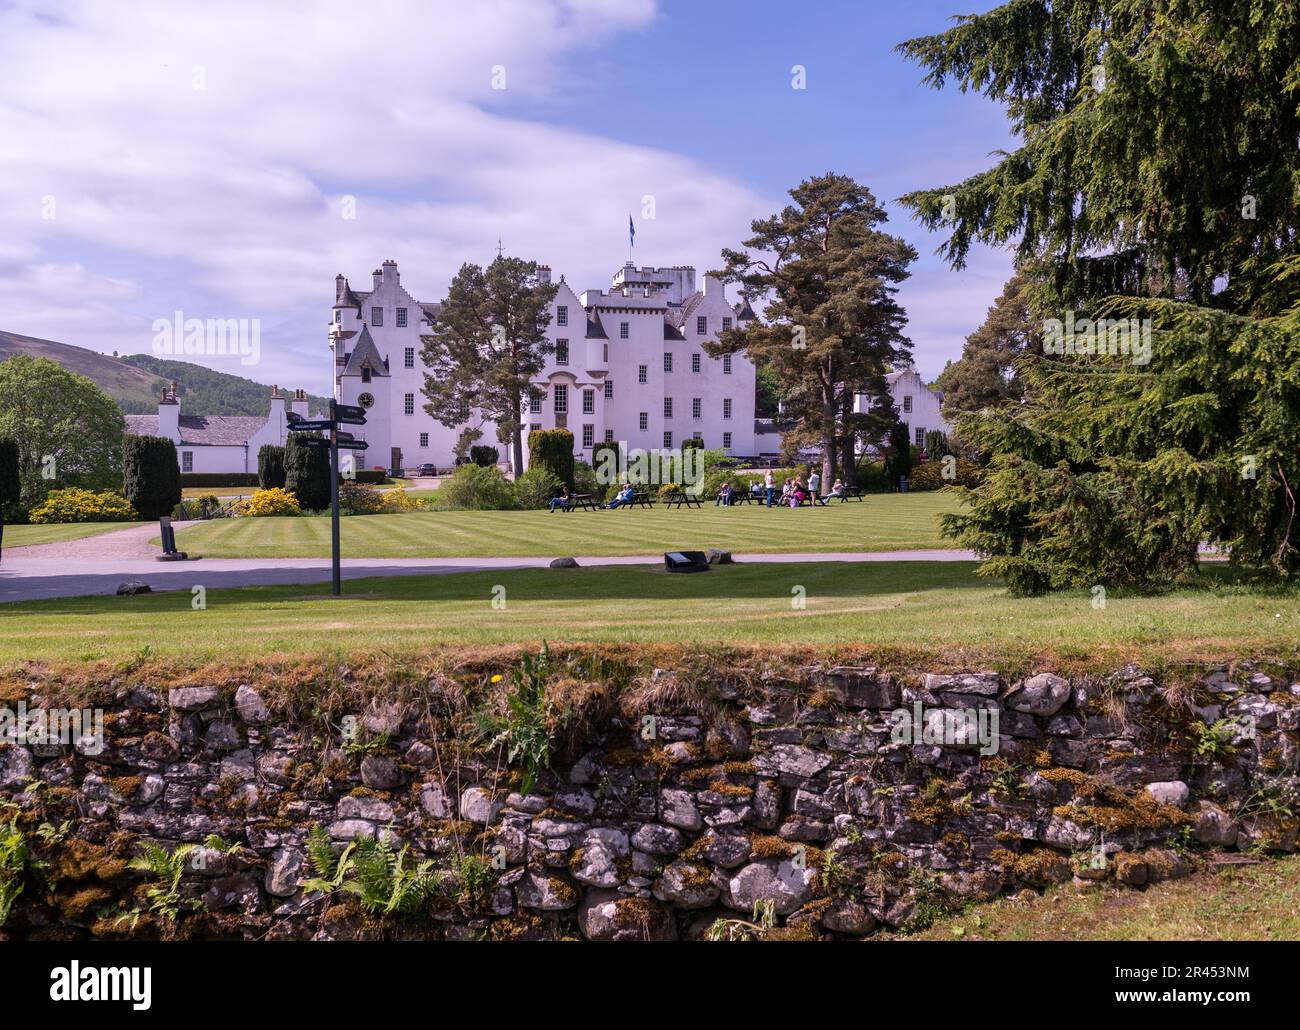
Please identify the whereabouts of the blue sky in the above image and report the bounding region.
[0,0,1013,394]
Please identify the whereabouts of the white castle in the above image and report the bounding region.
[329,260,759,472]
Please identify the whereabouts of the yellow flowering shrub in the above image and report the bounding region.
[383,485,424,512]
[237,487,301,517]
[29,488,138,524]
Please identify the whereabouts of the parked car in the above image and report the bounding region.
[389,468,406,478]
[415,463,438,477]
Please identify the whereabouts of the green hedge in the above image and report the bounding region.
[180,472,260,487]
[285,435,330,510]
[258,445,287,489]
[528,428,575,490]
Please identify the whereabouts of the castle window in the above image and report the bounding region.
[582,424,594,448]
[723,354,732,375]
[557,305,568,327]
[696,316,707,335]
[604,380,613,399]
[915,426,926,447]
[692,397,701,419]
[396,308,408,328]
[691,354,701,374]
[361,367,372,383]
[582,390,594,415]
[604,428,614,442]
[722,316,732,332]
[404,347,414,369]
[371,307,383,327]
[639,412,648,432]
[663,431,673,448]
[638,365,647,384]
[419,433,429,447]
[458,399,471,421]
[553,384,568,414]
[556,339,569,366]
[723,432,732,449]
[530,391,542,414]
[904,395,913,413]
[663,352,673,373]
[404,393,414,415]
[181,451,193,473]
[723,398,732,420]
[620,322,629,339]
[663,397,673,419]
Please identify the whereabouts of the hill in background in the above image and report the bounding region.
[0,330,328,416]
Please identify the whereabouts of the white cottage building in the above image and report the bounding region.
[854,366,952,452]
[124,384,313,475]
[329,260,758,472]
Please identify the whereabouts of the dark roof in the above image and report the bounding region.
[735,297,758,322]
[341,324,390,377]
[663,323,685,341]
[334,278,363,312]
[420,302,440,323]
[584,310,608,339]
[125,414,266,447]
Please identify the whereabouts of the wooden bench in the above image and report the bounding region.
[663,490,703,509]
[608,491,657,509]
[566,493,604,511]
[833,487,865,502]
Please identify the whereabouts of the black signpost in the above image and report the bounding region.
[288,399,367,596]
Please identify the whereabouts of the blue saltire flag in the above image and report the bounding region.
[629,213,635,248]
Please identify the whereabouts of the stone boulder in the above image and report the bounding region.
[578,889,676,941]
[1006,673,1072,716]
[724,859,814,916]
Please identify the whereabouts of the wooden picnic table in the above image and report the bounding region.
[566,492,604,511]
[663,490,703,509]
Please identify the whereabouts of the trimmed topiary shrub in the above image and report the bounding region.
[528,428,574,490]
[122,435,182,521]
[29,488,137,524]
[469,444,500,467]
[0,436,21,559]
[284,435,330,511]
[258,444,287,489]
[515,466,562,509]
[432,464,519,510]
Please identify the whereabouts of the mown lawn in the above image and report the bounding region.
[172,492,962,559]
[2,521,139,548]
[901,856,1300,941]
[2,560,1295,666]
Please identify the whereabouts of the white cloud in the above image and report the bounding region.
[0,0,766,388]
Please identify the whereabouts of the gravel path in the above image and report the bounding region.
[4,522,197,562]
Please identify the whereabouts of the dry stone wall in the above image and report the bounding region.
[2,658,1297,940]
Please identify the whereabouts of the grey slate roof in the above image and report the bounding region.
[125,414,266,447]
[735,297,758,322]
[663,323,685,341]
[334,278,363,312]
[584,310,608,339]
[341,324,389,377]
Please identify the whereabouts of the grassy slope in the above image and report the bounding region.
[2,522,138,548]
[173,493,962,558]
[0,329,165,410]
[3,560,1296,666]
[902,856,1300,940]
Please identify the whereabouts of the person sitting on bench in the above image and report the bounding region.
[821,479,844,504]
[789,477,807,508]
[715,482,733,506]
[547,486,571,512]
[607,484,635,509]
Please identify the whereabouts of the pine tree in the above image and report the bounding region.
[709,173,917,486]
[934,273,1038,417]
[421,256,559,476]
[899,1,1300,590]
